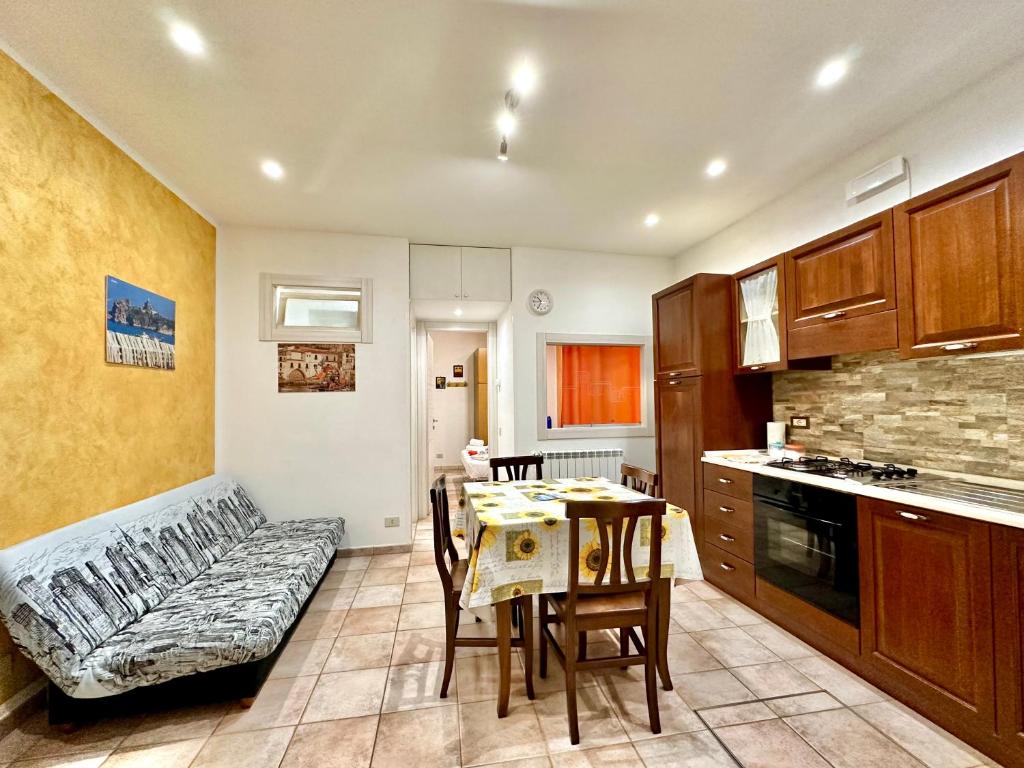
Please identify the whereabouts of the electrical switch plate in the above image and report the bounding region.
[790,415,810,429]
[384,516,400,528]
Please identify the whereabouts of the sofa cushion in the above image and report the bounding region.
[69,516,343,698]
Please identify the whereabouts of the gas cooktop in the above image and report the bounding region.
[765,456,921,482]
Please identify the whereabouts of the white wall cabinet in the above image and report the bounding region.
[410,244,511,301]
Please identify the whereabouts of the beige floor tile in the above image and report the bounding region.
[323,631,396,672]
[454,620,502,657]
[729,662,819,699]
[308,587,357,612]
[398,601,448,630]
[321,569,365,589]
[478,759,552,768]
[391,627,448,665]
[99,737,206,768]
[663,633,724,674]
[280,716,378,768]
[402,581,446,604]
[690,627,781,668]
[786,708,926,767]
[8,754,109,768]
[361,567,409,586]
[697,702,776,729]
[340,606,401,636]
[740,623,818,661]
[372,706,461,768]
[216,675,317,733]
[632,730,738,767]
[549,742,644,767]
[409,550,436,565]
[670,601,734,632]
[302,667,389,722]
[674,669,757,710]
[190,726,294,768]
[716,719,832,768]
[406,564,439,583]
[686,581,727,600]
[121,702,228,747]
[516,658,600,697]
[458,700,547,767]
[15,717,138,760]
[412,541,434,553]
[0,724,41,764]
[456,654,523,704]
[788,656,886,706]
[703,598,764,626]
[853,701,983,768]
[668,584,704,604]
[370,553,411,568]
[382,660,457,711]
[352,584,406,609]
[268,637,334,678]
[763,692,843,717]
[598,678,704,741]
[291,608,349,641]
[534,686,630,754]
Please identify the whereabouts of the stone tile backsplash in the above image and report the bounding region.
[772,350,1024,479]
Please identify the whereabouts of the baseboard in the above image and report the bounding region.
[0,679,46,739]
[336,543,411,558]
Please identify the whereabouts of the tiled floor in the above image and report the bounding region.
[0,518,1003,768]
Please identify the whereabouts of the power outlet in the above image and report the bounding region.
[790,415,811,429]
[384,516,400,528]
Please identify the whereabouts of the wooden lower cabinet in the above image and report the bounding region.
[858,498,995,734]
[655,377,699,535]
[993,525,1024,752]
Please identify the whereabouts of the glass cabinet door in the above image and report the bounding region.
[737,264,782,369]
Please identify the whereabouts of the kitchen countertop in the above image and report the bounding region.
[702,450,1024,530]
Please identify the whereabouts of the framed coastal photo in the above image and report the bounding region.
[105,276,176,370]
[452,364,464,378]
[278,343,355,392]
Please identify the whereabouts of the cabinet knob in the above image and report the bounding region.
[940,342,977,352]
[719,534,735,542]
[454,293,460,298]
[898,511,928,521]
[719,562,736,572]
[749,365,765,371]
[718,478,734,485]
[822,310,847,320]
[718,506,734,513]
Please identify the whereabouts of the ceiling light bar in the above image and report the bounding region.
[496,62,538,162]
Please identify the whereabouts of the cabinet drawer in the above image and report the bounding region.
[703,543,755,601]
[703,488,753,530]
[704,514,753,563]
[702,464,753,499]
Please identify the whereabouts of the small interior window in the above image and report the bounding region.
[545,343,643,428]
[260,274,372,343]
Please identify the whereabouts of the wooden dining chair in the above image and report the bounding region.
[539,498,666,744]
[490,454,544,481]
[621,463,659,497]
[430,475,535,700]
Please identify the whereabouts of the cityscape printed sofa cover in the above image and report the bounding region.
[0,481,344,698]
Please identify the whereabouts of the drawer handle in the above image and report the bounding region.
[822,311,846,320]
[898,511,928,521]
[719,562,736,572]
[748,365,764,371]
[718,505,735,513]
[719,534,735,542]
[940,342,977,352]
[718,478,734,485]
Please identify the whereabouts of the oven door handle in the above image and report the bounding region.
[755,498,845,529]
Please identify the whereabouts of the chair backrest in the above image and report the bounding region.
[566,499,665,602]
[429,475,459,591]
[621,463,659,497]
[490,454,544,481]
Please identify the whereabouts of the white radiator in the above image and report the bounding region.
[539,449,624,480]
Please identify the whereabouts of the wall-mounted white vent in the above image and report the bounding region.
[540,448,624,479]
[846,156,907,202]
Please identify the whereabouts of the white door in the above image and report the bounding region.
[460,247,511,301]
[410,244,462,300]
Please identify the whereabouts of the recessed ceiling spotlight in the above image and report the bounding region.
[815,57,849,89]
[454,307,464,317]
[497,137,509,162]
[512,62,538,97]
[260,159,285,180]
[497,111,517,137]
[644,213,660,227]
[169,21,205,57]
[705,158,728,178]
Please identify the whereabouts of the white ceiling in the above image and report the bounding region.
[3,1,1024,257]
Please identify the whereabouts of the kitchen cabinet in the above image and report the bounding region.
[859,498,995,734]
[894,152,1024,359]
[653,280,698,377]
[993,525,1024,751]
[733,256,786,373]
[655,377,699,517]
[784,211,898,359]
[410,244,511,301]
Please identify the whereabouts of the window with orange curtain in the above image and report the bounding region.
[548,344,642,427]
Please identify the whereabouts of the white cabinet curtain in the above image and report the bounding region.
[740,268,780,366]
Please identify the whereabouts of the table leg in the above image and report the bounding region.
[657,579,673,690]
[496,599,512,717]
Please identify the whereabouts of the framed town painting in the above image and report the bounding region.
[278,343,356,392]
[105,276,176,369]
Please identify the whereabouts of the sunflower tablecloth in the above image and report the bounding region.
[456,477,703,610]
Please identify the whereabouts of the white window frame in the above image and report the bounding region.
[259,273,373,343]
[536,332,654,440]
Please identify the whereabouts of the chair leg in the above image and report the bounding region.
[657,579,673,691]
[565,617,580,745]
[519,596,535,700]
[578,632,588,662]
[642,622,661,735]
[440,600,458,698]
[620,626,631,670]
[539,596,548,679]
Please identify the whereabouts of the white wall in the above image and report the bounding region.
[428,330,486,464]
[675,54,1024,278]
[510,247,675,470]
[495,306,516,457]
[216,226,412,548]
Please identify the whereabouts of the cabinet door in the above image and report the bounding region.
[460,247,511,301]
[410,245,462,300]
[655,377,699,535]
[859,498,995,731]
[993,525,1024,750]
[894,153,1024,358]
[653,281,698,377]
[734,257,785,373]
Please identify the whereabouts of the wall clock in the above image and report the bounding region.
[528,289,553,315]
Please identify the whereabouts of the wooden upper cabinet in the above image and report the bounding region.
[733,257,786,374]
[785,212,898,359]
[993,525,1024,751]
[653,280,698,377]
[859,498,995,732]
[894,153,1024,358]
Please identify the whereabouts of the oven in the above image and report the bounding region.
[753,475,860,627]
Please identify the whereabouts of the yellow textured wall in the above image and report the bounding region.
[0,51,216,704]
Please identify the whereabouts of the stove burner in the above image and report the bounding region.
[765,456,918,482]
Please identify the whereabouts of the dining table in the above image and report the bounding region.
[455,476,704,716]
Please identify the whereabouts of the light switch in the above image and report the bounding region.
[790,415,810,429]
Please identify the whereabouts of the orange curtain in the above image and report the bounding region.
[557,345,641,426]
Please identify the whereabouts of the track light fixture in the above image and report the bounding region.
[497,137,509,162]
[496,62,537,162]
